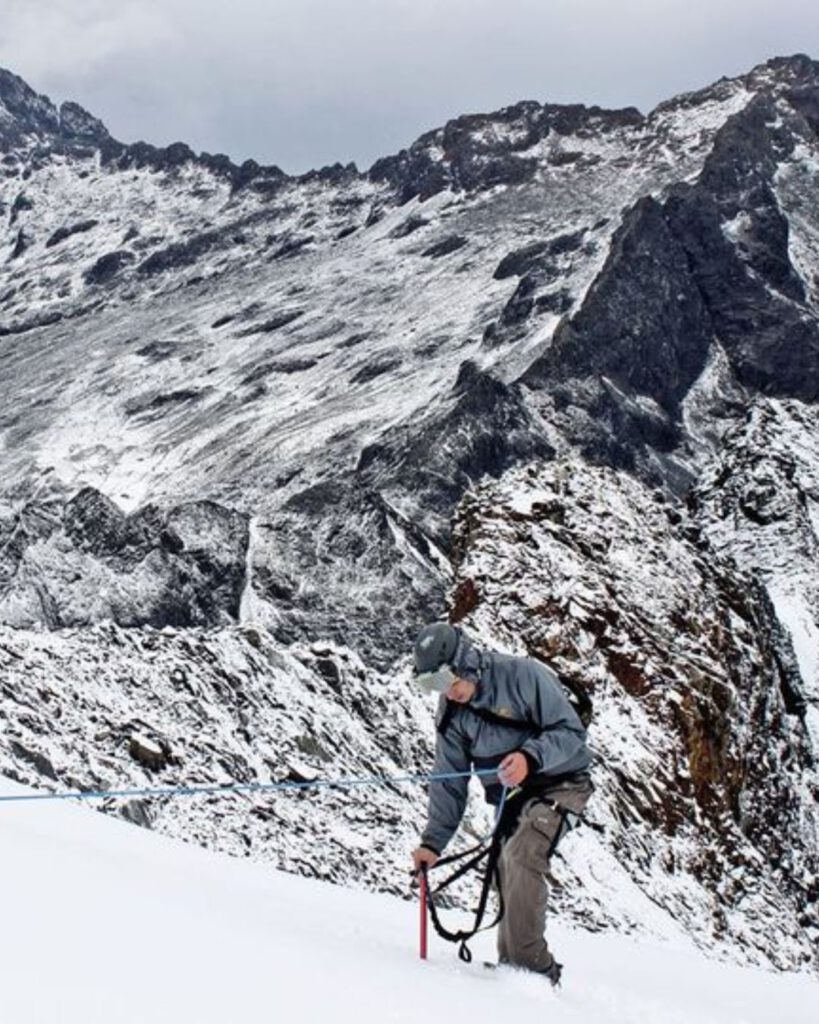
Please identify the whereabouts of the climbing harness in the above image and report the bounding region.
[420,785,604,963]
[536,794,605,858]
[421,784,519,963]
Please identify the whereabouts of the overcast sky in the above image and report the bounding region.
[2,0,818,174]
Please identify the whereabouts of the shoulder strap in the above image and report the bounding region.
[438,702,555,735]
[436,700,458,736]
[466,705,534,732]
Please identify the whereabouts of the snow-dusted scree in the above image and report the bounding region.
[0,623,443,893]
[1,56,818,971]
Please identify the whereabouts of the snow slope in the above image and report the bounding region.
[1,775,817,1024]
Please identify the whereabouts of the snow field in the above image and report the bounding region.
[1,776,817,1024]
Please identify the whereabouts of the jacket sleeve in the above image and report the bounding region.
[420,699,471,854]
[519,661,588,776]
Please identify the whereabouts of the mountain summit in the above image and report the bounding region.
[0,67,110,150]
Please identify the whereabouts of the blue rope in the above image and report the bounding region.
[0,767,500,806]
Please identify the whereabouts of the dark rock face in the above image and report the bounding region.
[0,488,249,629]
[0,68,112,156]
[137,230,221,275]
[124,389,205,417]
[297,160,359,187]
[58,100,110,144]
[269,235,314,260]
[63,487,133,557]
[524,196,714,411]
[10,192,34,223]
[107,137,277,184]
[494,240,554,280]
[421,234,467,258]
[663,186,819,401]
[787,82,819,136]
[236,309,305,336]
[46,219,99,248]
[484,229,592,347]
[698,96,802,298]
[0,68,60,148]
[493,230,586,281]
[522,87,819,481]
[84,250,136,285]
[663,98,819,400]
[9,739,58,780]
[358,360,555,546]
[10,228,30,259]
[128,733,169,771]
[242,356,318,383]
[350,355,402,384]
[389,214,429,239]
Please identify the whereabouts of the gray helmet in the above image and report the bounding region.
[413,622,460,693]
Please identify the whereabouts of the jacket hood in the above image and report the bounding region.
[452,628,482,685]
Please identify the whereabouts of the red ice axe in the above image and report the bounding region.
[419,866,428,960]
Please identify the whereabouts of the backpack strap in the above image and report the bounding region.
[436,699,458,736]
[437,702,534,736]
[466,705,534,731]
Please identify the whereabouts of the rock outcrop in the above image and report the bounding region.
[449,460,818,970]
[0,489,249,629]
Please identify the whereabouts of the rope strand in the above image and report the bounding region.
[0,767,499,806]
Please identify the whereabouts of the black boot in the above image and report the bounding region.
[539,956,563,987]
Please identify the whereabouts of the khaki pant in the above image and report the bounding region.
[496,777,593,971]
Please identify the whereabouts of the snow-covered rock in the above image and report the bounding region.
[449,459,817,970]
[0,621,446,895]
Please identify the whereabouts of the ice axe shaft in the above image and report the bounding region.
[419,867,428,960]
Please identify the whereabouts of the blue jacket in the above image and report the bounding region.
[420,633,591,853]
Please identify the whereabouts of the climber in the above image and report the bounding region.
[410,622,593,986]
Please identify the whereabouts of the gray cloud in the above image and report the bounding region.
[2,0,819,173]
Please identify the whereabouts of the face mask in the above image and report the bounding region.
[414,664,457,695]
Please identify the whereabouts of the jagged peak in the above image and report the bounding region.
[0,65,59,141]
[394,97,644,154]
[0,65,48,106]
[650,52,819,120]
[0,67,113,152]
[0,65,289,187]
[58,99,110,143]
[369,97,644,200]
[749,52,819,84]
